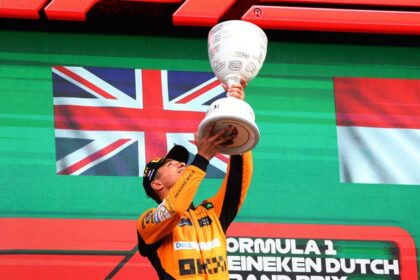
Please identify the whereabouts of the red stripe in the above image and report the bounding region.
[54,105,204,131]
[259,0,420,8]
[334,77,420,129]
[141,70,170,162]
[58,139,130,175]
[215,153,228,163]
[53,66,116,99]
[176,79,221,104]
[141,70,165,109]
[145,131,170,163]
[242,6,420,34]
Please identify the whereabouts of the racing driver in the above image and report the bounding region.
[137,82,253,279]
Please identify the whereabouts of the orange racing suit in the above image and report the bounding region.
[137,152,253,279]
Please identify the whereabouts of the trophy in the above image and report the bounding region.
[198,20,268,154]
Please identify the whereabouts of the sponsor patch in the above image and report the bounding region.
[198,216,212,227]
[141,210,153,229]
[174,238,221,251]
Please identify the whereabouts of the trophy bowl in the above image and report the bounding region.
[198,20,267,154]
[198,96,260,154]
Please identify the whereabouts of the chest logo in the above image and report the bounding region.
[178,217,193,227]
[198,216,212,227]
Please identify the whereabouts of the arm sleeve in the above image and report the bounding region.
[137,155,209,245]
[207,151,253,232]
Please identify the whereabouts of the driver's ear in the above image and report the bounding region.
[151,180,163,192]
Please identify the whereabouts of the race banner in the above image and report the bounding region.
[1,219,417,280]
[227,223,418,280]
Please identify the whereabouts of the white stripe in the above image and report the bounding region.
[337,126,420,185]
[55,129,144,139]
[134,69,143,108]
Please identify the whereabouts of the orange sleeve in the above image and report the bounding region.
[137,165,206,244]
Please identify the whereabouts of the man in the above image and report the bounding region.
[137,83,253,279]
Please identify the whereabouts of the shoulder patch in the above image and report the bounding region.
[141,210,153,229]
[155,200,172,223]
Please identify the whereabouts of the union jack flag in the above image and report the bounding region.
[52,66,229,178]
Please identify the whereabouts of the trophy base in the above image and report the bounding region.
[198,117,259,155]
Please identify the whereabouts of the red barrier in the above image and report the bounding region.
[242,5,420,34]
[0,218,157,279]
[2,0,420,35]
[173,0,236,26]
[44,0,100,20]
[259,0,420,8]
[0,0,49,19]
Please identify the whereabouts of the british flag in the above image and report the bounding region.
[52,66,229,178]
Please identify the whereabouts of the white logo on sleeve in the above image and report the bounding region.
[174,239,221,251]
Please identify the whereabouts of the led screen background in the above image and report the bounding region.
[0,25,419,279]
